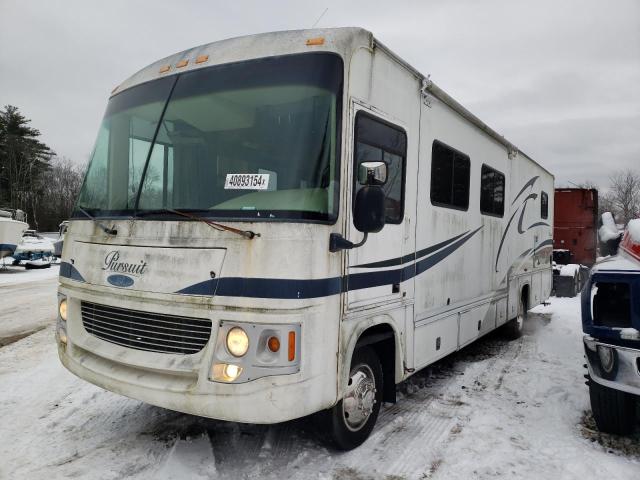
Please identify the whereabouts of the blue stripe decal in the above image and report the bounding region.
[416,227,482,275]
[176,279,219,296]
[351,230,470,269]
[177,226,483,298]
[59,262,86,283]
[56,228,483,299]
[215,276,343,299]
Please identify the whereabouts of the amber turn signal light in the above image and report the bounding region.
[267,336,280,353]
[288,331,296,361]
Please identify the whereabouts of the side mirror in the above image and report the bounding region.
[354,185,386,233]
[358,161,387,186]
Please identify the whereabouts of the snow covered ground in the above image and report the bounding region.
[0,272,638,479]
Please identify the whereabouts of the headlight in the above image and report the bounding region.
[226,327,249,357]
[59,299,68,321]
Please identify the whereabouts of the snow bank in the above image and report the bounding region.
[599,212,620,242]
[559,264,580,277]
[627,219,640,244]
[0,262,59,285]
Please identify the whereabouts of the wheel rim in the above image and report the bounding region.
[342,363,377,432]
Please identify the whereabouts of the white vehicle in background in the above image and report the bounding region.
[57,28,553,449]
[0,208,28,260]
[13,229,54,269]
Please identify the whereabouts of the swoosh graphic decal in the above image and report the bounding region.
[511,175,539,205]
[528,221,550,229]
[351,230,469,269]
[495,208,520,272]
[517,193,538,234]
[534,239,553,251]
[495,175,549,272]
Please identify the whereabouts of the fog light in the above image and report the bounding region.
[226,327,249,357]
[59,299,67,321]
[597,345,615,374]
[211,363,243,382]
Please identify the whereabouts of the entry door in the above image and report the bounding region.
[346,105,408,309]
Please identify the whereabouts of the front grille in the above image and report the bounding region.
[81,301,212,354]
[592,281,631,328]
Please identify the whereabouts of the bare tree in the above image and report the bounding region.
[607,169,640,225]
[36,156,86,231]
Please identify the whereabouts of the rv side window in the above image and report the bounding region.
[353,112,407,224]
[541,191,549,219]
[430,140,470,210]
[480,164,505,217]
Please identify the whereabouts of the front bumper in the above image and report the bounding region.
[57,285,337,424]
[584,335,640,396]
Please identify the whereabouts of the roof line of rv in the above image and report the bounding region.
[373,38,553,178]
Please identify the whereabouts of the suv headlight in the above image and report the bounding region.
[226,327,249,357]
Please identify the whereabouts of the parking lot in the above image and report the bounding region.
[0,266,637,479]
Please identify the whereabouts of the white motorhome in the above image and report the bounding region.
[57,28,554,449]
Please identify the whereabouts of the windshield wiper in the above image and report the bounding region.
[136,208,259,240]
[76,206,118,235]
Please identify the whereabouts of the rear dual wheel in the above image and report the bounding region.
[504,295,527,340]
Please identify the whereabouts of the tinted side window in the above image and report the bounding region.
[480,164,505,217]
[353,113,407,223]
[430,141,470,210]
[541,191,549,219]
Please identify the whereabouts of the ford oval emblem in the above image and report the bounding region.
[107,274,134,288]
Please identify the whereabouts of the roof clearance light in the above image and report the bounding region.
[195,54,209,64]
[176,59,189,68]
[159,65,171,74]
[306,37,325,46]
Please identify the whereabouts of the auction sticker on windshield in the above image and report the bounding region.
[224,174,270,190]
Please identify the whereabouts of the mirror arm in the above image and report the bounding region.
[329,232,368,252]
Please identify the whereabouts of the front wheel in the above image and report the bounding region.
[324,346,383,450]
[589,380,637,435]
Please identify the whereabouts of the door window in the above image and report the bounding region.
[353,112,407,223]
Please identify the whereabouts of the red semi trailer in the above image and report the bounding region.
[554,188,599,266]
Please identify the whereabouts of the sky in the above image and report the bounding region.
[1,0,638,187]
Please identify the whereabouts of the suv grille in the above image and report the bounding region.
[81,301,212,354]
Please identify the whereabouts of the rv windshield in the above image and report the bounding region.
[75,53,343,222]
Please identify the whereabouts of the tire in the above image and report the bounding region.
[504,294,527,340]
[323,346,383,450]
[589,380,637,435]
